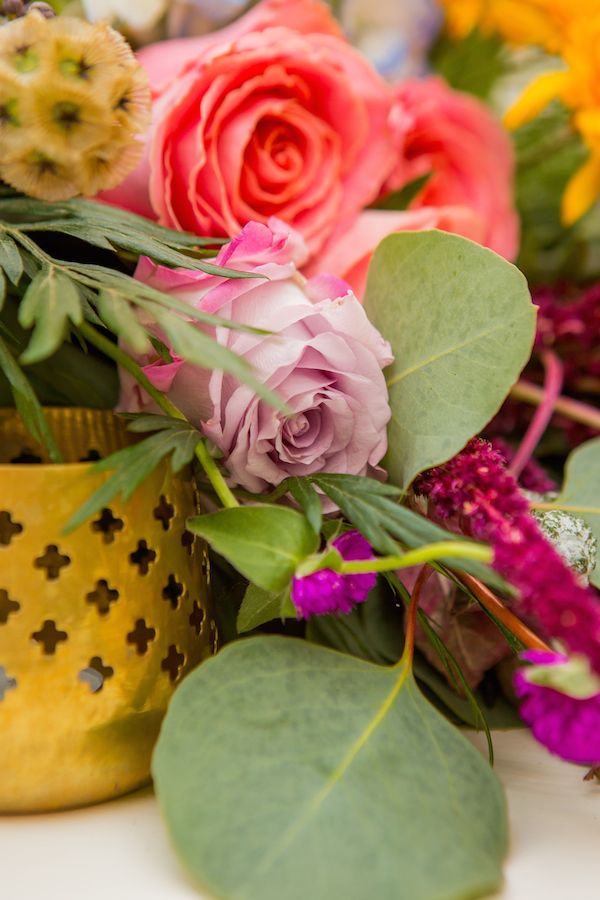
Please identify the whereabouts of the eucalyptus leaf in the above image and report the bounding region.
[153,636,508,900]
[19,268,83,364]
[552,437,600,589]
[363,232,536,488]
[187,505,319,592]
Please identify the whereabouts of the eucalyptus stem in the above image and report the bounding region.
[77,320,239,510]
[510,378,600,432]
[339,541,492,575]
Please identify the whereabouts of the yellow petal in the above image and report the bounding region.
[504,70,570,130]
[561,154,600,225]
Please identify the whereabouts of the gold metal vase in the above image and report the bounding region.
[0,408,214,813]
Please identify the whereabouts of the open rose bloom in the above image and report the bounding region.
[104,0,518,276]
[119,219,393,491]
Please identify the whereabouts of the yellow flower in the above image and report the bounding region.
[0,11,150,201]
[440,0,599,53]
[505,14,600,224]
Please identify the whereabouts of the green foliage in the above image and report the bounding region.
[0,194,285,458]
[551,437,600,589]
[309,473,508,592]
[307,579,521,733]
[187,505,319,592]
[0,332,61,462]
[237,583,295,633]
[153,636,508,900]
[514,102,594,284]
[19,268,83,364]
[370,173,432,212]
[65,415,204,532]
[364,231,536,488]
[431,29,506,100]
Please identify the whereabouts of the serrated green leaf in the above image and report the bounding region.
[0,268,5,311]
[0,232,23,284]
[237,583,294,633]
[287,476,322,534]
[64,422,202,532]
[96,289,151,354]
[187,505,319,591]
[363,232,536,488]
[0,333,61,461]
[310,473,508,592]
[551,437,600,589]
[153,636,508,900]
[19,268,83,364]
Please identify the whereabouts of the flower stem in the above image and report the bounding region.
[510,378,600,432]
[401,567,432,667]
[339,540,492,575]
[457,571,551,652]
[77,321,239,509]
[510,350,563,479]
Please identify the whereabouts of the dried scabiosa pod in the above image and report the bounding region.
[0,9,151,200]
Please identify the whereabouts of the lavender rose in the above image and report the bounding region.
[119,219,393,492]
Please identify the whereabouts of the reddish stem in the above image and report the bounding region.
[510,350,564,479]
[457,571,551,652]
[403,566,433,666]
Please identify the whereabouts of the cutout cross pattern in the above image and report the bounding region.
[189,601,205,635]
[86,580,119,616]
[161,644,185,682]
[31,620,68,654]
[34,545,71,580]
[91,508,124,544]
[162,575,184,610]
[0,589,20,624]
[0,511,23,546]
[153,495,175,531]
[130,540,157,575]
[126,619,156,655]
[79,657,114,693]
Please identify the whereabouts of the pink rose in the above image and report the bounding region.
[103,0,396,257]
[119,219,393,492]
[387,76,520,260]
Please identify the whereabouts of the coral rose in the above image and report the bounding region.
[119,219,393,492]
[386,76,520,260]
[103,0,396,257]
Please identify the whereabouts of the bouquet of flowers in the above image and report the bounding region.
[1,1,599,898]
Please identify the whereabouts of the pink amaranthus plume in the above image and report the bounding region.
[415,439,600,675]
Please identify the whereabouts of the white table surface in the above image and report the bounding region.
[1,729,599,900]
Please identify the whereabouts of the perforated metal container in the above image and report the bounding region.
[0,408,214,813]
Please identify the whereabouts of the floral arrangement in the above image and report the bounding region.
[1,1,600,897]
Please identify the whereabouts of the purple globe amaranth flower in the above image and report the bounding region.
[415,439,600,675]
[515,650,600,766]
[291,531,376,619]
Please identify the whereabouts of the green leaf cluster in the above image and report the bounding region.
[0,194,281,458]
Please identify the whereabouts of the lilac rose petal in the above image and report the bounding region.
[120,218,393,494]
